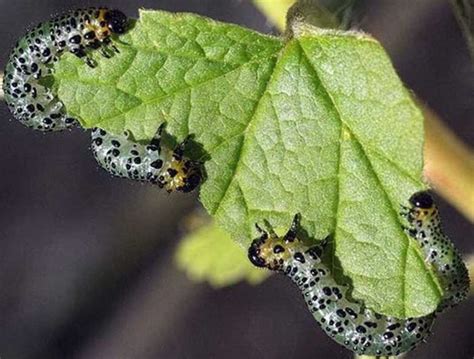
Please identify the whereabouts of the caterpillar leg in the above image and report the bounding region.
[399,204,411,218]
[98,40,118,59]
[81,35,120,61]
[99,47,112,58]
[85,56,97,68]
[164,137,203,193]
[283,214,300,242]
[172,133,195,160]
[110,43,120,53]
[102,37,120,54]
[254,223,267,237]
[69,46,96,68]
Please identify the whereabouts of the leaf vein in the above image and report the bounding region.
[212,58,279,216]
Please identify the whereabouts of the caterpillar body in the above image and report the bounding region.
[248,191,469,356]
[91,127,202,193]
[402,191,469,310]
[3,8,128,131]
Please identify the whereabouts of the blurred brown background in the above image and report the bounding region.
[0,0,472,358]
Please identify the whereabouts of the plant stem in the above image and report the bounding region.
[468,255,474,293]
[253,0,295,30]
[422,104,474,222]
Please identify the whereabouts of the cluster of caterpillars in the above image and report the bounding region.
[248,191,469,356]
[3,7,470,357]
[3,7,202,193]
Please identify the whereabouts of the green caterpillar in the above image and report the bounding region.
[248,191,469,356]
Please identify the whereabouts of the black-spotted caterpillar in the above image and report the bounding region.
[91,127,202,193]
[248,191,469,356]
[3,7,128,131]
[401,191,469,311]
[3,8,202,193]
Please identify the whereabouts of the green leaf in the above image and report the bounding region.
[54,10,442,317]
[175,221,268,287]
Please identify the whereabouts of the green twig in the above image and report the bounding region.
[252,0,295,30]
[468,255,474,293]
[421,104,474,223]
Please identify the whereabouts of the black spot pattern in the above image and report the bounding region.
[3,8,128,131]
[90,127,202,193]
[247,201,468,356]
[402,191,470,311]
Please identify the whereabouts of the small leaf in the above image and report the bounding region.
[54,10,442,317]
[175,221,268,287]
